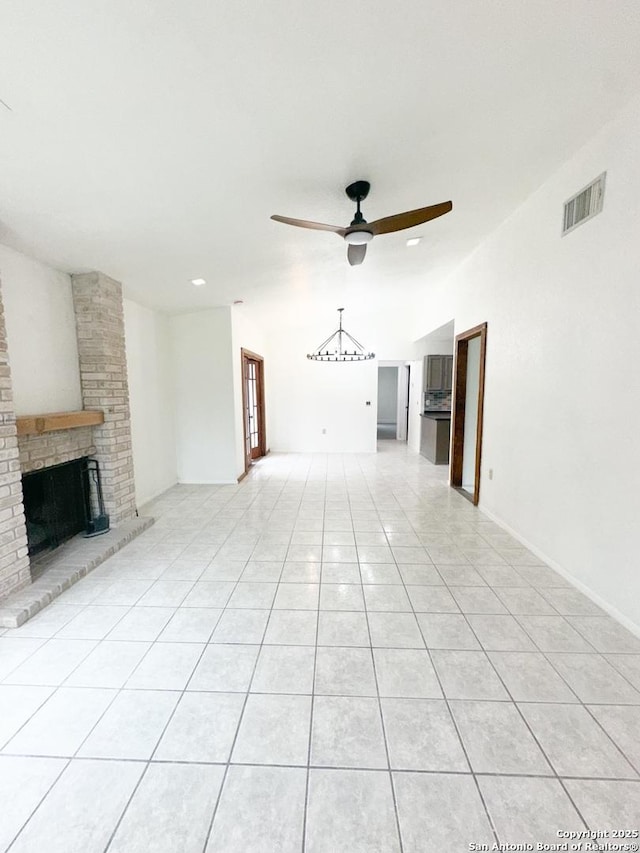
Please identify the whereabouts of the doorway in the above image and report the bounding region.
[401,364,410,440]
[451,323,487,505]
[241,348,266,474]
[376,364,410,441]
[377,366,398,439]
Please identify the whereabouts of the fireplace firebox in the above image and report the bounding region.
[21,458,92,557]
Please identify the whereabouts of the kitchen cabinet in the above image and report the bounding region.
[420,413,451,464]
[443,355,453,391]
[425,355,454,392]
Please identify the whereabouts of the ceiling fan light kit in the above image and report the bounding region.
[344,230,373,245]
[271,180,452,265]
[307,308,375,362]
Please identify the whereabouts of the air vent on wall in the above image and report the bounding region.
[562,172,606,236]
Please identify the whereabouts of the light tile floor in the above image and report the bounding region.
[1,442,639,852]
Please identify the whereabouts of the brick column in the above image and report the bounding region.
[71,272,137,524]
[0,277,31,599]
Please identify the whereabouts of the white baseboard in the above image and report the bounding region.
[479,505,640,640]
[177,478,239,486]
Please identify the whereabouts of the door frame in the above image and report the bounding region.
[241,348,266,475]
[377,360,410,441]
[401,363,410,442]
[450,322,487,505]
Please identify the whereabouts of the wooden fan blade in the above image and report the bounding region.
[271,215,346,236]
[348,243,367,266]
[368,201,453,236]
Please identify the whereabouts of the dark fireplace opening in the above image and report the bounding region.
[22,458,92,558]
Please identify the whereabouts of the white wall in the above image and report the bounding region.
[265,317,378,454]
[377,367,398,424]
[396,364,410,441]
[254,304,416,454]
[171,307,238,484]
[0,243,82,415]
[413,92,640,631]
[123,299,177,506]
[407,359,423,453]
[415,322,455,359]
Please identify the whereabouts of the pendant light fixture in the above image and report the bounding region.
[307,308,375,362]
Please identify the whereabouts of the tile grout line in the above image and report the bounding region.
[3,757,72,853]
[444,586,596,835]
[361,563,405,847]
[300,471,324,853]
[352,459,411,853]
[7,681,640,703]
[6,622,640,652]
[522,642,640,781]
[61,530,244,781]
[98,522,246,853]
[405,517,601,831]
[375,489,501,850]
[199,477,298,853]
[0,686,57,753]
[1,636,128,758]
[3,749,640,781]
[509,609,640,779]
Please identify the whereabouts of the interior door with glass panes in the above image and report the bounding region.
[242,350,266,472]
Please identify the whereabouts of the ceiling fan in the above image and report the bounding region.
[271,181,452,266]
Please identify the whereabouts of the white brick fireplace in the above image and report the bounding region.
[0,268,138,604]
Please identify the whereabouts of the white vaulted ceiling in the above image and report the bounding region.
[1,0,640,313]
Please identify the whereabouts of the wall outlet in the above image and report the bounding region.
[321,428,326,434]
[488,468,493,480]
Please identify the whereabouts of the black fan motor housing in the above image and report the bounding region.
[345,181,370,203]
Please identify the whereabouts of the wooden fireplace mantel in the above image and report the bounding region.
[16,410,105,437]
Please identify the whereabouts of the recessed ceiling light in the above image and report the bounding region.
[191,278,206,286]
[406,237,421,247]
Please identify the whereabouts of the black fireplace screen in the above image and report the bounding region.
[22,458,92,557]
